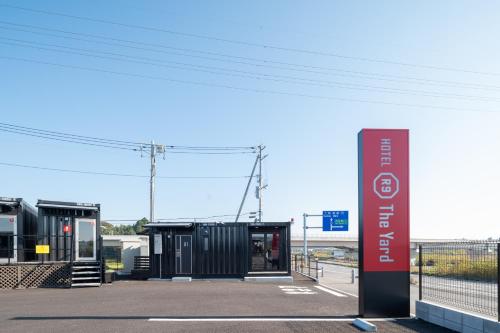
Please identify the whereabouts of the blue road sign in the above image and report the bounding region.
[322,211,349,231]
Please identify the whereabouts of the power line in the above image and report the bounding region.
[2,3,500,76]
[3,38,500,103]
[167,145,255,150]
[0,161,250,179]
[167,151,256,155]
[0,126,140,151]
[105,212,252,223]
[1,55,497,114]
[0,122,256,153]
[2,21,499,91]
[0,121,146,147]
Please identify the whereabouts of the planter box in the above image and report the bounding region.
[103,271,115,284]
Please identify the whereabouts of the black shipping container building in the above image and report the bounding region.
[147,222,291,279]
[37,200,101,263]
[0,197,37,263]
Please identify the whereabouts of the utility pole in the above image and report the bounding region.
[257,145,267,222]
[150,141,156,224]
[149,141,165,224]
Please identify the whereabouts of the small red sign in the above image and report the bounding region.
[360,129,409,272]
[63,225,71,233]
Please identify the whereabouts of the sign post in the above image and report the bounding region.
[322,211,349,231]
[358,129,410,317]
[154,234,162,279]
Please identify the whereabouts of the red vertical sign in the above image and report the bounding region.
[361,129,409,272]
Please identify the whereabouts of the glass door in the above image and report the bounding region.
[250,231,282,271]
[75,218,96,261]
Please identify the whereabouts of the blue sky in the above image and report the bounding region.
[1,1,499,239]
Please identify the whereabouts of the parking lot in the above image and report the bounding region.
[0,273,452,333]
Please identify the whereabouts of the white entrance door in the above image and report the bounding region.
[75,218,96,261]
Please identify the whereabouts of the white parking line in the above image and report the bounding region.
[314,285,347,297]
[318,284,359,298]
[148,318,356,322]
[148,317,408,322]
[285,291,318,295]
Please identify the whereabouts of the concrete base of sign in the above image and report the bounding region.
[416,300,500,333]
[353,318,377,331]
[244,276,293,283]
[359,271,410,318]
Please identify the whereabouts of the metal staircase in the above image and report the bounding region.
[71,261,101,287]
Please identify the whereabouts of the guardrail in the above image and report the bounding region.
[418,242,499,321]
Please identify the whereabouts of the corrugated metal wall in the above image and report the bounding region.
[193,223,247,276]
[149,223,291,278]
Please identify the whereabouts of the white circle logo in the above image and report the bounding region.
[373,172,399,199]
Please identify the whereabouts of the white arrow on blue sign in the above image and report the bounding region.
[322,211,349,231]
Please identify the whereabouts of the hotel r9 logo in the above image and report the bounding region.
[373,172,399,199]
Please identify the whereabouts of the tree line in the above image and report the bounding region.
[101,218,148,235]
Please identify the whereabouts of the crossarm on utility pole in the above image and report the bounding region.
[235,154,259,222]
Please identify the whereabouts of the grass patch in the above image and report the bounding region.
[417,251,497,281]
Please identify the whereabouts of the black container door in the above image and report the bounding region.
[175,235,192,274]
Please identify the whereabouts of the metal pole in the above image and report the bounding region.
[235,155,259,222]
[308,255,311,277]
[303,213,308,263]
[497,243,499,322]
[258,145,262,222]
[316,259,319,280]
[351,269,355,284]
[419,245,423,301]
[150,141,156,224]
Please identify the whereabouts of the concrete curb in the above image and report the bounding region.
[353,318,377,331]
[416,300,500,332]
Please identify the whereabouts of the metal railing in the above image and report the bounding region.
[0,234,74,264]
[292,254,321,280]
[102,246,124,273]
[418,242,499,320]
[291,254,358,284]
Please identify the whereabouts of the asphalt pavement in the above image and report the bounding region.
[317,262,498,319]
[0,272,453,333]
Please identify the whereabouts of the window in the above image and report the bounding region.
[0,233,14,258]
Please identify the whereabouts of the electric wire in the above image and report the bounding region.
[0,122,255,153]
[0,121,146,148]
[0,161,250,179]
[2,3,500,76]
[1,22,499,91]
[105,212,253,223]
[0,126,140,151]
[1,55,497,114]
[2,37,499,102]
